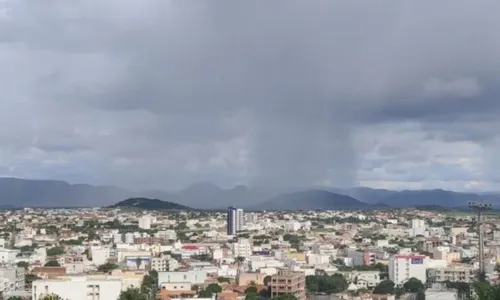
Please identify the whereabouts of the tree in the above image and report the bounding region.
[118,288,147,300]
[135,257,143,269]
[46,247,65,256]
[7,297,24,300]
[97,263,119,273]
[217,276,230,283]
[245,285,258,294]
[40,294,63,300]
[264,275,272,286]
[198,283,222,298]
[305,274,348,294]
[271,294,298,300]
[445,281,470,300]
[246,292,259,300]
[373,280,395,295]
[416,291,426,300]
[16,261,29,269]
[403,278,425,293]
[44,260,61,267]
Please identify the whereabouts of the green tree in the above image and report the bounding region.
[217,276,230,283]
[40,294,63,300]
[271,294,298,300]
[97,263,119,273]
[44,260,61,267]
[135,257,143,269]
[16,261,29,269]
[403,278,425,293]
[373,280,395,295]
[246,292,259,300]
[198,283,222,298]
[264,275,272,286]
[416,291,426,300]
[7,296,24,300]
[245,285,258,294]
[118,288,147,300]
[46,247,65,256]
[305,274,348,294]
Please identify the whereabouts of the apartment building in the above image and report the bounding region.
[389,255,426,285]
[32,276,122,300]
[151,255,179,272]
[0,267,25,291]
[428,265,477,283]
[232,239,252,258]
[270,269,306,300]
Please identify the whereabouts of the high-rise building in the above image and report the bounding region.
[138,215,152,230]
[227,207,244,235]
[389,254,426,285]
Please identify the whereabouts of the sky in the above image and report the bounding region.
[1,0,500,191]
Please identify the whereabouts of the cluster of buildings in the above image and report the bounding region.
[0,206,496,299]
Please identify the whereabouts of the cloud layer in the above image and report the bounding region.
[1,0,500,191]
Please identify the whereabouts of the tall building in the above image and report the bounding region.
[270,269,306,300]
[389,254,426,285]
[227,207,244,235]
[138,215,152,230]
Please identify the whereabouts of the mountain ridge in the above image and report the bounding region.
[0,177,499,209]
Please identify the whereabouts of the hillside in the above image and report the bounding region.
[0,178,131,207]
[108,198,191,210]
[256,190,371,210]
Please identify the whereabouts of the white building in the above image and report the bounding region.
[124,233,135,244]
[411,219,425,228]
[232,239,252,258]
[151,255,179,272]
[0,249,19,265]
[285,221,301,232]
[389,254,426,285]
[113,233,123,244]
[158,270,207,285]
[32,276,122,300]
[90,247,110,266]
[138,216,152,230]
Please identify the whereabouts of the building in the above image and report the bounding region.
[428,265,477,283]
[232,239,252,259]
[346,249,375,267]
[158,270,207,285]
[62,256,85,275]
[0,249,19,265]
[227,207,244,235]
[138,216,152,230]
[32,276,122,300]
[411,219,425,229]
[389,255,426,285]
[151,255,179,272]
[90,247,110,265]
[270,269,306,300]
[0,267,25,291]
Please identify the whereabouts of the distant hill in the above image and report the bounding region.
[0,178,131,208]
[108,198,191,210]
[256,190,371,210]
[375,189,495,208]
[1,177,500,210]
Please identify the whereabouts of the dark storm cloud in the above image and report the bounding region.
[2,0,500,190]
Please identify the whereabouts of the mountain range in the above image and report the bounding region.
[0,177,499,210]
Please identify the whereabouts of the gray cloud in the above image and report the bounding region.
[1,0,500,191]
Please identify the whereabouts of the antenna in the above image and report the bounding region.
[468,202,492,281]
